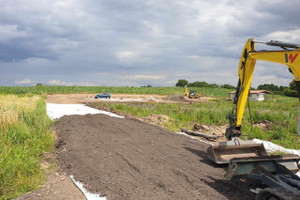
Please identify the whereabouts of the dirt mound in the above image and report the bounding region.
[166,95,187,102]
[194,123,228,138]
[140,114,172,127]
[54,114,257,200]
[254,120,272,130]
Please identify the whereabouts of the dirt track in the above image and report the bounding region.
[46,93,213,104]
[54,114,257,200]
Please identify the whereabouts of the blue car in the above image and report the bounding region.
[94,93,111,99]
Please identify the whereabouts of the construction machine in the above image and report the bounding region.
[184,88,202,99]
[207,38,300,199]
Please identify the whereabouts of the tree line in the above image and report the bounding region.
[175,79,298,97]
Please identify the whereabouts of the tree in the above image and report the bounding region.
[257,83,279,91]
[284,80,298,97]
[176,79,188,87]
[289,80,296,90]
[207,83,219,88]
[187,81,208,87]
[221,84,235,90]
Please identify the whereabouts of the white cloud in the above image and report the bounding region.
[125,75,165,80]
[80,82,95,86]
[47,80,73,86]
[1,0,300,87]
[116,51,136,62]
[265,29,300,43]
[15,78,32,84]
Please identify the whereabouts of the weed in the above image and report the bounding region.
[0,95,54,200]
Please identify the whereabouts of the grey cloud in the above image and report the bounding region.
[0,0,299,87]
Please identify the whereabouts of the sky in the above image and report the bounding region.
[1,0,300,87]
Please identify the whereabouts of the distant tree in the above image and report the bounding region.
[176,79,188,87]
[257,83,279,91]
[284,80,298,97]
[146,84,152,87]
[279,85,288,91]
[221,84,235,90]
[36,83,42,86]
[207,83,219,88]
[284,88,298,97]
[289,80,296,90]
[187,81,208,87]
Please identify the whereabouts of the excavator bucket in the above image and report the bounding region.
[207,139,269,164]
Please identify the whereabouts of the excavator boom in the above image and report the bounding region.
[227,38,300,139]
[208,38,300,164]
[206,38,300,199]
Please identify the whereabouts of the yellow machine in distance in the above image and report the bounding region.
[184,88,203,99]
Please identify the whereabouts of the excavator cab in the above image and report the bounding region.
[189,90,197,99]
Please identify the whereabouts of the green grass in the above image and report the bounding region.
[0,86,232,97]
[0,96,54,200]
[93,95,300,149]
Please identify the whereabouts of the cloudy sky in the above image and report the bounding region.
[1,0,300,87]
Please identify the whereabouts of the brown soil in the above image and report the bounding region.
[54,114,257,200]
[46,93,213,104]
[254,120,272,130]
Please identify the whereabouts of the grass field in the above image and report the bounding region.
[0,86,232,97]
[0,95,54,200]
[94,95,300,149]
[0,86,299,199]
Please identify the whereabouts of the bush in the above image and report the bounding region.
[175,79,188,87]
[283,88,298,97]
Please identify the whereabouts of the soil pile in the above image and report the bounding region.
[55,114,257,200]
[166,95,187,102]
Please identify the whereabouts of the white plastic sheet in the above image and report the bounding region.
[252,138,300,156]
[70,175,106,200]
[46,103,124,120]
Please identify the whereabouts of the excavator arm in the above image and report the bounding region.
[226,38,300,139]
[207,39,300,199]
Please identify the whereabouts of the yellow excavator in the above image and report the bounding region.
[207,38,300,199]
[184,88,202,99]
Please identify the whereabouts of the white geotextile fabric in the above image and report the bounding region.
[70,175,106,200]
[46,103,124,120]
[252,138,300,156]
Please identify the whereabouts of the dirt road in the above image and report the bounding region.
[54,114,257,200]
[46,93,213,104]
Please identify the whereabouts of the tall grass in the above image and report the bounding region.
[0,86,232,97]
[0,95,54,200]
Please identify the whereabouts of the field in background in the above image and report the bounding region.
[0,95,54,200]
[0,86,232,97]
[91,95,300,149]
[0,86,299,199]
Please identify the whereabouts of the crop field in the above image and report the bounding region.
[0,95,54,200]
[0,86,232,97]
[0,86,299,199]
